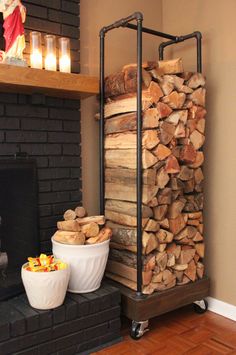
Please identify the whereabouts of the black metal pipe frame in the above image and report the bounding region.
[158,31,202,73]
[99,12,202,297]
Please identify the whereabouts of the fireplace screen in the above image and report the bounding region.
[0,159,39,300]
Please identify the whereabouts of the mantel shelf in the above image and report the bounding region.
[0,64,99,100]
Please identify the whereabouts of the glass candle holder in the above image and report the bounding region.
[44,35,57,71]
[30,32,42,69]
[59,37,71,73]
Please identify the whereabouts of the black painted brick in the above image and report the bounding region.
[24,0,61,10]
[39,181,51,193]
[39,205,52,217]
[63,144,80,155]
[46,97,64,108]
[31,94,46,106]
[39,215,59,229]
[0,93,18,103]
[0,104,4,115]
[0,328,52,354]
[70,167,81,178]
[48,132,80,143]
[6,131,47,143]
[0,117,20,129]
[52,179,79,191]
[0,302,26,338]
[52,201,78,216]
[48,9,79,26]
[0,131,4,141]
[53,305,65,325]
[20,144,62,155]
[63,120,80,132]
[9,297,40,333]
[0,143,18,155]
[63,298,77,321]
[70,190,82,202]
[61,24,80,39]
[109,317,121,331]
[21,118,62,131]
[35,156,49,168]
[26,17,61,35]
[39,228,55,242]
[6,105,48,118]
[39,191,70,205]
[26,3,48,18]
[57,345,77,355]
[38,168,71,180]
[62,1,79,14]
[67,293,90,317]
[49,108,80,120]
[84,322,109,342]
[49,156,81,167]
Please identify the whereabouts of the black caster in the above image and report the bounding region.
[130,320,149,340]
[193,299,208,314]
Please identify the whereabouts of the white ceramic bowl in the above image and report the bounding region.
[52,238,110,293]
[21,262,70,310]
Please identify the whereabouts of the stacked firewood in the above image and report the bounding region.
[103,58,206,294]
[52,207,112,245]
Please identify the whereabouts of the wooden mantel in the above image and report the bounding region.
[0,64,99,99]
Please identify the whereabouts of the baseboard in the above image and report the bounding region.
[207,297,236,321]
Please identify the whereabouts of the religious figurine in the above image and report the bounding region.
[0,0,26,66]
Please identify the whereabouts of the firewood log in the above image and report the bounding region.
[104,81,163,118]
[63,209,76,221]
[86,227,112,244]
[156,58,184,74]
[74,206,86,218]
[106,260,152,286]
[105,199,153,218]
[105,149,158,169]
[105,108,161,135]
[53,230,85,245]
[105,209,149,227]
[57,220,81,232]
[187,73,206,89]
[105,182,158,205]
[105,130,159,150]
[76,215,105,226]
[105,167,156,186]
[81,222,99,238]
[109,249,155,271]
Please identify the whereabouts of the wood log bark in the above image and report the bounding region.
[105,182,158,205]
[109,248,155,271]
[57,220,81,232]
[105,209,149,227]
[105,199,153,218]
[105,149,158,169]
[106,260,152,285]
[105,167,156,185]
[105,130,159,150]
[53,230,85,245]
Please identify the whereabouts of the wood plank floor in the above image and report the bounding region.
[93,305,236,354]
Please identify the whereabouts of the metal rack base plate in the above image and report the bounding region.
[106,277,210,322]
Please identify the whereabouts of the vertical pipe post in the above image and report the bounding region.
[99,31,105,215]
[136,17,143,296]
[196,32,202,73]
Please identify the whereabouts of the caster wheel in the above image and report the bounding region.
[193,299,208,314]
[130,320,149,340]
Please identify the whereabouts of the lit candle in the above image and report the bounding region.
[59,37,71,73]
[30,32,42,69]
[44,35,57,71]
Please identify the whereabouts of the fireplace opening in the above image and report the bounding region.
[0,159,39,301]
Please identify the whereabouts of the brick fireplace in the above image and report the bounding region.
[0,2,121,354]
[0,0,81,263]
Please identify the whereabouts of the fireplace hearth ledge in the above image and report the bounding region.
[0,282,121,354]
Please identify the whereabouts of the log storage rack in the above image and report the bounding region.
[99,12,210,339]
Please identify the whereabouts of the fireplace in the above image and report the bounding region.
[0,159,39,300]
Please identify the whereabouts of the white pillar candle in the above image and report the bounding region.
[44,35,57,71]
[59,37,71,73]
[30,32,42,69]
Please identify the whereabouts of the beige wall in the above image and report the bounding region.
[81,0,236,305]
[80,0,163,215]
[162,0,236,306]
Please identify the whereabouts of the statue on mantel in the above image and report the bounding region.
[0,0,26,66]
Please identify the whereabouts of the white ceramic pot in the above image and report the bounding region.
[21,263,70,310]
[52,238,110,293]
